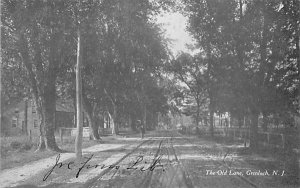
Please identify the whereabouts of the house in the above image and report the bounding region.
[55,100,75,130]
[1,100,29,136]
[1,99,77,137]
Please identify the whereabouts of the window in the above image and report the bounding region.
[22,121,25,132]
[15,109,19,118]
[34,120,38,128]
[32,105,36,113]
[12,119,17,128]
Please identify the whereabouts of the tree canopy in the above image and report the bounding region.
[1,0,298,153]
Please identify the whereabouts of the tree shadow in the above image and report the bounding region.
[201,135,299,187]
[11,182,86,188]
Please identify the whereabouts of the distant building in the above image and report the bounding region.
[1,99,76,137]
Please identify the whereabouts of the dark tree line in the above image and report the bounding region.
[175,0,299,149]
[1,0,299,153]
[1,0,173,152]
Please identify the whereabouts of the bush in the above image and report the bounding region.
[10,141,22,149]
[1,146,9,158]
[1,136,33,153]
[20,143,32,151]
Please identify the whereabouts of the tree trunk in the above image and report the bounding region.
[206,29,214,137]
[154,112,159,130]
[209,110,214,137]
[35,70,61,152]
[275,115,279,130]
[36,100,46,152]
[104,89,119,135]
[196,102,200,128]
[43,86,60,151]
[249,111,259,150]
[238,116,242,128]
[111,103,119,135]
[297,33,300,78]
[36,135,46,151]
[130,114,138,132]
[19,24,63,153]
[85,109,100,140]
[19,36,46,151]
[0,49,1,137]
[209,99,214,137]
[82,90,101,140]
[204,117,208,126]
[143,103,147,132]
[24,100,28,134]
[262,112,268,132]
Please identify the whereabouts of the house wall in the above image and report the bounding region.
[55,111,75,129]
[2,101,26,136]
[26,100,40,138]
[2,115,23,136]
[171,114,193,128]
[2,99,80,138]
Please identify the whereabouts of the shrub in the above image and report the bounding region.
[1,136,33,153]
[20,143,32,151]
[10,141,22,149]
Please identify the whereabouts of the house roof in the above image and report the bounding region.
[3,99,75,116]
[2,100,25,116]
[56,100,74,113]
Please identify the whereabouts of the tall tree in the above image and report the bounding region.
[2,0,77,151]
[183,0,237,136]
[170,53,208,127]
[183,0,299,147]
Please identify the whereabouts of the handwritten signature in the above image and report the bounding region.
[43,154,164,181]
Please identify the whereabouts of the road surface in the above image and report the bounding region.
[4,130,298,188]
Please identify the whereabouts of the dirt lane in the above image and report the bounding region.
[88,131,195,188]
[87,131,297,188]
[172,135,255,188]
[174,134,297,188]
[3,130,298,188]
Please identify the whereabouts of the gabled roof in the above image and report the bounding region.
[3,99,75,116]
[2,100,25,116]
[56,100,74,113]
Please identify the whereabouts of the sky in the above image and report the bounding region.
[156,12,196,57]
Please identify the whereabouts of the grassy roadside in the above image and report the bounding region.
[200,134,300,186]
[0,136,100,170]
[0,130,144,171]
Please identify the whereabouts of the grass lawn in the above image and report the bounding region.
[0,130,142,170]
[0,135,100,170]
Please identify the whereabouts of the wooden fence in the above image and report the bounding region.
[209,127,299,150]
[58,127,132,143]
[58,127,90,143]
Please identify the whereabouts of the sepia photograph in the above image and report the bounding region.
[0,0,299,187]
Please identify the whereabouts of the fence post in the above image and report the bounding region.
[243,129,247,147]
[267,133,270,145]
[262,133,265,146]
[281,134,285,149]
[29,130,32,142]
[233,128,236,139]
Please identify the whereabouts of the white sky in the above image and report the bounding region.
[156,12,196,56]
